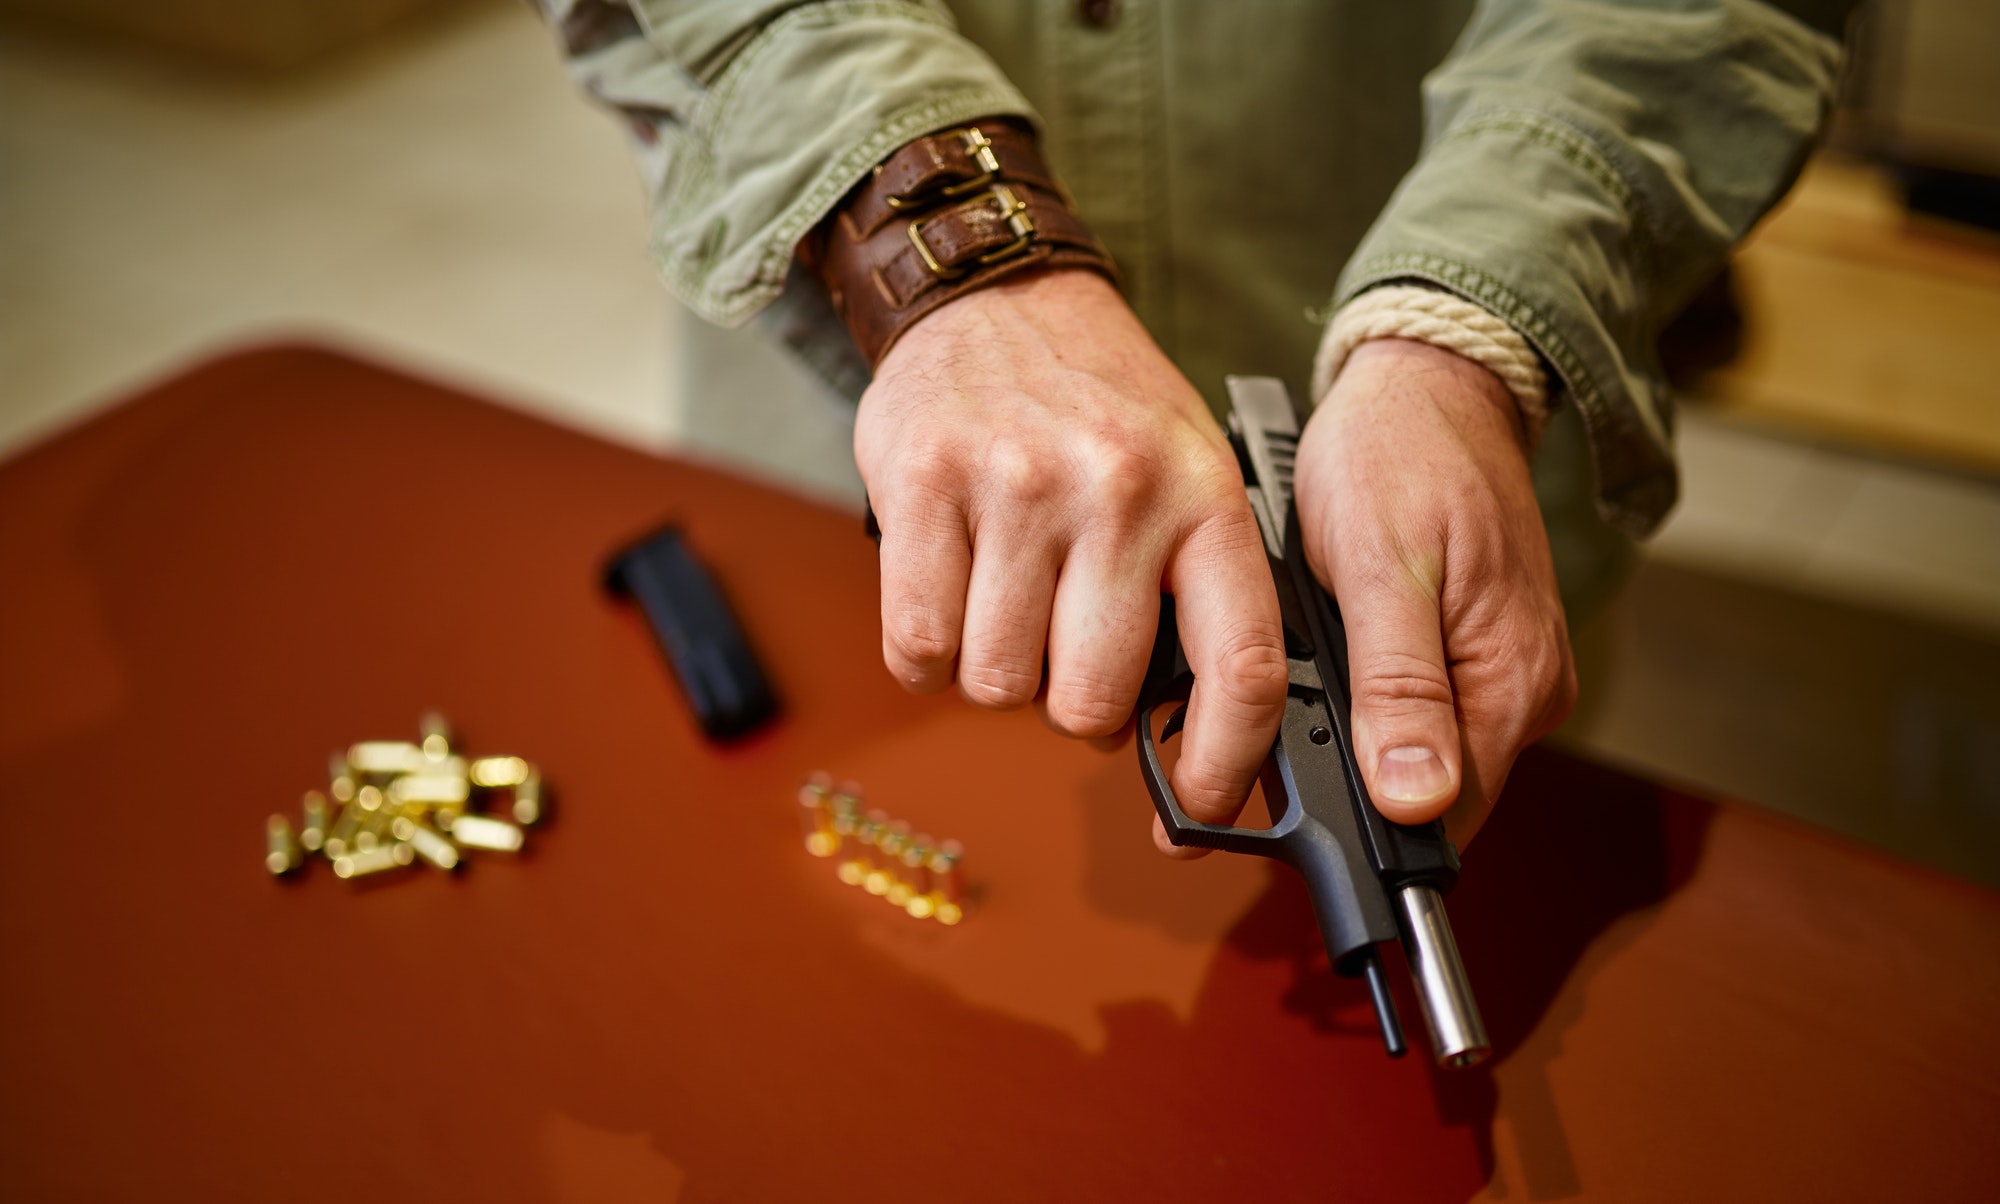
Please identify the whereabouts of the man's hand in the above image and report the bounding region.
[854,269,1288,851]
[1294,338,1576,846]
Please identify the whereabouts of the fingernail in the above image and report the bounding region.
[1378,746,1449,804]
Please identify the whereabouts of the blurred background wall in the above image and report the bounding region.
[2,0,1996,882]
[0,0,457,70]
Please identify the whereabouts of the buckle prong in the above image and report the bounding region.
[907,184,1036,279]
[884,127,1005,211]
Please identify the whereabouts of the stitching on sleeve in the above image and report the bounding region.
[653,84,1032,324]
[1439,107,1659,288]
[699,0,957,143]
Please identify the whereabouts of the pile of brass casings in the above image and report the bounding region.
[796,772,966,924]
[265,714,541,881]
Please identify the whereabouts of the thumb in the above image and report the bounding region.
[1337,561,1463,825]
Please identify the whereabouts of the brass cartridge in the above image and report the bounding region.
[355,802,398,852]
[327,752,356,805]
[431,800,465,834]
[448,814,524,853]
[388,771,470,809]
[511,771,542,826]
[927,839,966,923]
[265,815,302,875]
[332,842,415,879]
[797,779,836,857]
[830,791,869,885]
[419,711,452,762]
[860,810,894,895]
[880,821,914,905]
[468,756,529,789]
[299,791,330,853]
[897,836,934,913]
[391,816,460,870]
[322,805,362,860]
[347,741,426,777]
[927,839,966,903]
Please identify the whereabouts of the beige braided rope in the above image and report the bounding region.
[1310,285,1552,445]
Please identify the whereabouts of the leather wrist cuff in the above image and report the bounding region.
[805,121,1118,367]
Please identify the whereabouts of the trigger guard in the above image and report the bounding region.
[1135,673,1282,857]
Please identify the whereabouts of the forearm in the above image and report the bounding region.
[528,0,1035,327]
[1331,0,1848,535]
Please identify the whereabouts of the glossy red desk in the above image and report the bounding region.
[2,347,1994,1202]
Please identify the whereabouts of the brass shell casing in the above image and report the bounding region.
[797,779,836,857]
[265,815,302,876]
[332,841,413,879]
[511,771,542,826]
[299,791,329,853]
[392,816,460,870]
[448,814,524,853]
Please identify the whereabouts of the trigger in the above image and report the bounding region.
[1161,703,1189,742]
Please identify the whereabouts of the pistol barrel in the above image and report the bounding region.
[1396,885,1489,1068]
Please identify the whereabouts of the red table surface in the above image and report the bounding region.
[1,345,1995,1203]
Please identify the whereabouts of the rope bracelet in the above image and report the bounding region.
[1309,284,1553,449]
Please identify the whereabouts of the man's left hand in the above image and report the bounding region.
[1292,337,1577,846]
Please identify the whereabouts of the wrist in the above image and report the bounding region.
[1312,285,1551,450]
[806,120,1118,368]
[1341,338,1528,453]
[883,267,1123,361]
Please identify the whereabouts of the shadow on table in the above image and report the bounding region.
[1222,743,1715,1199]
[0,347,1724,1201]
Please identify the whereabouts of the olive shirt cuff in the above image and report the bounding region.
[1331,109,1692,538]
[566,1,1036,329]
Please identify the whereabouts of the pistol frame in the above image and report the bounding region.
[1137,376,1490,1068]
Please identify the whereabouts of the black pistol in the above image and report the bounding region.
[1137,376,1489,1068]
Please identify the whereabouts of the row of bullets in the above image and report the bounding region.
[797,773,966,924]
[265,715,542,880]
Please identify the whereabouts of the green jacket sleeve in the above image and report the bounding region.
[1334,0,1845,535]
[538,0,1034,328]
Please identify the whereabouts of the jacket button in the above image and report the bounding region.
[1076,0,1118,29]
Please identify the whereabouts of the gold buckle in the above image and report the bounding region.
[907,184,1036,279]
[884,127,1004,211]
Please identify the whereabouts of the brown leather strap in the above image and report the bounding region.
[848,123,1061,238]
[806,120,1118,367]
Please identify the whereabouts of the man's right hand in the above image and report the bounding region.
[853,268,1289,851]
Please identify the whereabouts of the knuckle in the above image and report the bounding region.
[1082,445,1158,516]
[957,660,1040,710]
[1353,650,1455,715]
[1044,678,1133,738]
[1536,628,1579,730]
[1538,635,1574,699]
[1188,501,1268,567]
[883,607,957,669]
[1209,624,1290,713]
[895,435,958,488]
[1171,759,1248,821]
[1504,612,1574,704]
[987,443,1057,505]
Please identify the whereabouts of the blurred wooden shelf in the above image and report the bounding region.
[1689,154,2000,477]
[0,0,465,70]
